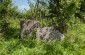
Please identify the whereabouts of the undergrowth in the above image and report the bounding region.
[0,19,85,55]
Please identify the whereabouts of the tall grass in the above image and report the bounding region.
[0,19,85,55]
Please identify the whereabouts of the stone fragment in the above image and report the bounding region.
[36,27,64,41]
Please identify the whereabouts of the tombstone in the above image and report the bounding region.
[36,27,64,41]
[20,20,40,39]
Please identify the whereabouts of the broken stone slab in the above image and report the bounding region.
[36,27,64,41]
[20,20,40,39]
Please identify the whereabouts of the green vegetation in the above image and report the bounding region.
[0,0,85,55]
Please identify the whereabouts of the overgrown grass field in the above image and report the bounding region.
[0,19,85,55]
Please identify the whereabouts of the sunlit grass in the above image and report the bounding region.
[0,19,85,55]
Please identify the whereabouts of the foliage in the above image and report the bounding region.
[0,26,85,55]
[48,0,84,33]
[80,0,85,12]
[0,0,20,33]
[0,0,85,55]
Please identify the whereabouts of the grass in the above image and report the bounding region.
[0,19,85,55]
[0,36,85,55]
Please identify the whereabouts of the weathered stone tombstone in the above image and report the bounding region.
[20,20,65,41]
[20,20,40,39]
[36,27,64,41]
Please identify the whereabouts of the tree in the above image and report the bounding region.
[27,0,48,20]
[48,0,82,33]
[0,0,12,32]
